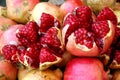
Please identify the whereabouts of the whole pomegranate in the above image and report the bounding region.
[31,2,64,26]
[62,6,116,56]
[0,59,18,80]
[6,0,39,23]
[22,68,62,80]
[60,0,86,17]
[86,0,116,14]
[64,58,108,80]
[0,17,17,38]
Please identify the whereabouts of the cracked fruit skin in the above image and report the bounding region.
[64,58,108,80]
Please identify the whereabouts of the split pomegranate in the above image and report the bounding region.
[62,6,116,56]
[31,2,63,25]
[64,58,108,80]
[1,13,63,70]
[6,0,39,23]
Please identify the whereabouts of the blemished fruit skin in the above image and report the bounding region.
[6,0,39,24]
[22,68,63,80]
[0,17,17,38]
[0,60,18,80]
[64,58,109,80]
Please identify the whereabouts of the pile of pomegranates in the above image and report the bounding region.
[0,0,120,80]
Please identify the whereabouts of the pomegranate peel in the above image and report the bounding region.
[66,33,99,56]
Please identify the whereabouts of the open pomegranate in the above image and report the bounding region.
[62,6,116,57]
[1,13,63,70]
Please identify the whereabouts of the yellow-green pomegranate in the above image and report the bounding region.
[86,0,116,14]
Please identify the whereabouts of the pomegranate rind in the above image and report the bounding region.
[40,54,62,70]
[31,2,63,25]
[66,33,99,56]
[101,20,115,53]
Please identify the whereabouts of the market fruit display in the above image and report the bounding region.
[0,0,120,80]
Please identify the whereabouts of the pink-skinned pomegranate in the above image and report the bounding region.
[0,24,24,55]
[62,6,116,56]
[0,59,18,80]
[0,17,17,38]
[64,58,108,80]
[60,0,86,17]
[6,0,39,23]
[1,13,63,70]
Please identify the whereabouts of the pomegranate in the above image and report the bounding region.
[6,0,39,23]
[31,2,64,25]
[62,6,116,57]
[22,68,63,80]
[18,67,33,80]
[110,50,120,69]
[1,13,63,70]
[0,24,24,55]
[60,0,86,17]
[0,59,18,80]
[86,0,116,14]
[0,6,7,17]
[64,58,108,80]
[0,17,17,38]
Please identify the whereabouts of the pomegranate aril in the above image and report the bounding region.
[2,44,19,62]
[39,13,60,33]
[74,28,94,48]
[16,21,39,46]
[63,13,80,43]
[40,27,61,48]
[40,47,57,63]
[19,43,41,68]
[92,21,110,38]
[97,7,117,26]
[75,6,93,29]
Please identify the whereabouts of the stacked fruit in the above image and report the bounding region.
[0,0,120,80]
